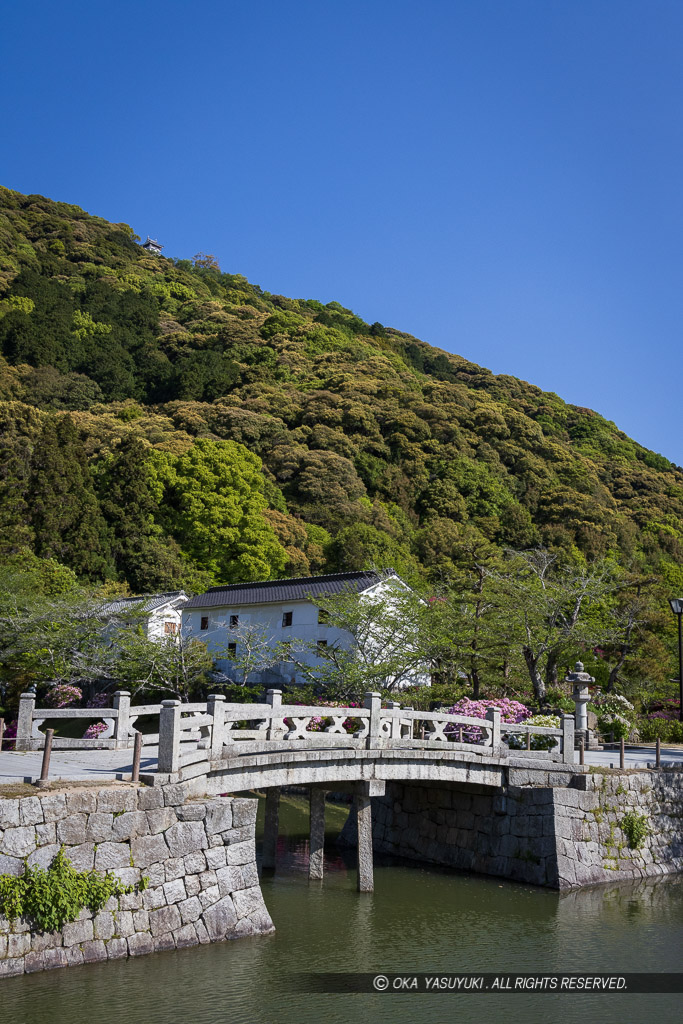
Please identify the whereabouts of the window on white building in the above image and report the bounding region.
[229,614,239,629]
[282,611,293,627]
[200,616,209,631]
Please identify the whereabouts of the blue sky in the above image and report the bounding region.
[3,1,683,463]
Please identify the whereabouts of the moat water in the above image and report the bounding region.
[2,794,682,1024]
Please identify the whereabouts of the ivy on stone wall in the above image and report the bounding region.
[0,847,147,932]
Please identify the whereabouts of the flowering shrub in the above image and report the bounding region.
[507,714,560,751]
[86,693,111,709]
[642,697,680,722]
[445,698,531,744]
[591,693,635,740]
[83,721,109,739]
[44,684,82,709]
[1,720,17,751]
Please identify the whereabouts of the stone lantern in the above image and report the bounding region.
[565,661,594,746]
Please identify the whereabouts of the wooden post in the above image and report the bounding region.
[526,730,531,751]
[620,736,625,771]
[0,717,4,751]
[262,787,281,870]
[579,738,585,766]
[355,793,374,892]
[131,731,143,783]
[157,700,182,774]
[35,729,54,788]
[309,788,326,880]
[656,737,661,768]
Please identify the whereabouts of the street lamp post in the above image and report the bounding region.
[668,598,683,723]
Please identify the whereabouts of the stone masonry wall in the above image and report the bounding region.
[342,769,683,890]
[0,782,273,978]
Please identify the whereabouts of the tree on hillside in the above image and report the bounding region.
[29,415,113,581]
[151,439,287,584]
[496,550,618,700]
[99,434,192,591]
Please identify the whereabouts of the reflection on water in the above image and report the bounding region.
[1,793,682,1024]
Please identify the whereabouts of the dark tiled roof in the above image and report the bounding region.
[184,571,394,610]
[100,591,187,616]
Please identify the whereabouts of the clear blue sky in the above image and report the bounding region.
[3,1,682,463]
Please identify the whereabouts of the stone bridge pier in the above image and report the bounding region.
[260,780,386,892]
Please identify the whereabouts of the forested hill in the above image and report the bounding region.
[1,186,682,596]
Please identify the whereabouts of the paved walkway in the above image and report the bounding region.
[0,745,681,785]
[0,746,158,784]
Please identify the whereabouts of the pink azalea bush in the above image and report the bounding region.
[445,697,531,743]
[83,721,109,739]
[44,684,83,708]
[86,693,111,709]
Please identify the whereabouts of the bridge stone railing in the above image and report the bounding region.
[15,689,573,772]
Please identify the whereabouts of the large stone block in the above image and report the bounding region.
[93,912,115,941]
[83,940,107,963]
[204,847,226,870]
[106,937,129,959]
[232,886,266,920]
[145,807,177,835]
[35,822,57,845]
[0,957,24,978]
[62,918,94,947]
[176,803,207,822]
[0,800,20,828]
[31,929,62,953]
[40,793,67,822]
[1,826,36,857]
[136,787,163,811]
[179,896,202,925]
[231,799,256,827]
[201,895,237,941]
[142,886,166,911]
[95,843,132,871]
[97,788,137,814]
[67,843,95,871]
[27,843,60,870]
[174,923,199,948]
[113,811,150,841]
[198,885,220,910]
[57,815,87,845]
[0,854,25,877]
[113,910,134,938]
[163,878,187,905]
[19,797,44,826]
[66,791,97,814]
[165,857,186,881]
[127,932,154,957]
[153,933,176,952]
[85,813,115,842]
[149,904,181,937]
[205,800,233,834]
[130,833,169,868]
[184,851,207,873]
[165,820,208,858]
[8,931,31,957]
[226,841,254,866]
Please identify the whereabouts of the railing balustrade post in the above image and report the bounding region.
[364,691,382,749]
[113,690,131,749]
[386,700,401,740]
[562,713,575,765]
[207,694,226,759]
[158,699,182,774]
[16,692,36,751]
[485,707,501,753]
[266,689,283,741]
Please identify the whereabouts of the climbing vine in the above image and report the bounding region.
[620,812,650,850]
[0,847,147,932]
